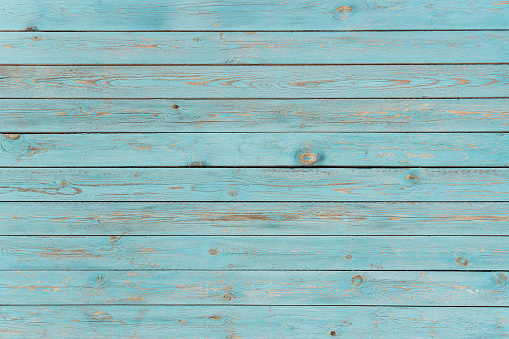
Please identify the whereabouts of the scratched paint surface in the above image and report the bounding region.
[0,1,508,338]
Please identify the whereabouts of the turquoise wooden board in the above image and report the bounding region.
[1,271,507,306]
[0,168,506,201]
[0,0,507,30]
[1,202,507,236]
[1,235,506,270]
[1,31,507,64]
[2,133,507,167]
[0,65,507,98]
[2,99,508,133]
[1,306,507,338]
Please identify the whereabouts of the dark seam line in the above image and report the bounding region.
[0,269,506,272]
[2,29,509,32]
[0,97,506,100]
[1,166,507,168]
[1,63,508,66]
[2,131,508,134]
[1,201,507,203]
[0,304,507,307]
[3,235,509,237]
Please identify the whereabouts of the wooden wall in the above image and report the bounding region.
[0,0,508,337]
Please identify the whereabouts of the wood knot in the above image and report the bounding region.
[406,174,417,180]
[209,248,218,255]
[25,26,38,32]
[190,160,205,167]
[455,257,469,267]
[207,315,222,320]
[223,293,234,301]
[330,331,338,336]
[495,273,507,286]
[3,133,20,140]
[228,190,238,197]
[299,152,318,165]
[351,275,363,286]
[172,104,180,109]
[333,5,352,20]
[345,254,352,260]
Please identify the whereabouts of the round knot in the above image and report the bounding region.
[351,275,363,286]
[299,152,318,165]
[330,331,338,336]
[495,273,508,286]
[3,134,20,140]
[406,174,417,180]
[333,5,353,20]
[455,257,469,267]
[223,293,234,301]
[172,104,180,109]
[209,248,219,255]
[345,254,352,260]
[228,190,238,197]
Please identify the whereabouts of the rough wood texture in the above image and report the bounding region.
[2,99,508,133]
[1,0,507,30]
[1,202,507,235]
[0,65,507,98]
[1,235,507,270]
[2,132,507,167]
[2,271,507,306]
[1,32,507,64]
[0,168,507,201]
[1,306,507,338]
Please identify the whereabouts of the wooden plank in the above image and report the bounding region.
[1,271,507,306]
[0,0,507,30]
[2,202,508,236]
[1,306,507,338]
[0,168,507,202]
[2,99,508,133]
[1,31,507,64]
[1,235,507,270]
[0,65,506,99]
[2,133,507,167]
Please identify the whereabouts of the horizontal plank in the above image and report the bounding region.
[0,168,507,202]
[2,99,508,133]
[2,133,507,167]
[1,0,507,30]
[1,306,507,338]
[2,271,507,306]
[1,31,507,64]
[1,235,507,270]
[2,202,508,236]
[0,65,507,99]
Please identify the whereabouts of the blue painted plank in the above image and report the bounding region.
[1,31,507,64]
[2,133,507,167]
[0,0,507,30]
[1,306,507,338]
[0,168,506,201]
[1,235,506,270]
[1,202,507,235]
[1,271,507,306]
[0,65,506,98]
[2,99,508,133]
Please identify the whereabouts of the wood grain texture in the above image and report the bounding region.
[1,235,507,270]
[2,202,507,236]
[2,133,507,167]
[1,306,507,338]
[3,99,508,133]
[0,168,507,202]
[0,65,507,99]
[1,0,507,30]
[1,271,507,306]
[1,31,507,64]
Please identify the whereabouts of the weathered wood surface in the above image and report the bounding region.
[1,235,507,270]
[3,99,508,133]
[0,168,507,202]
[2,202,507,236]
[2,133,507,167]
[0,65,507,98]
[1,32,508,64]
[1,0,507,30]
[2,271,507,306]
[1,306,507,338]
